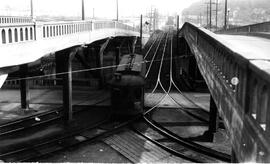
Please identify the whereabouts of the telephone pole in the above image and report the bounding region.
[153,8,156,31]
[30,0,33,19]
[224,0,228,29]
[140,14,143,53]
[205,0,216,30]
[216,0,218,30]
[116,0,119,21]
[82,0,85,20]
[149,6,153,32]
[206,4,209,27]
[209,0,212,30]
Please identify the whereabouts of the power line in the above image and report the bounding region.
[5,56,189,82]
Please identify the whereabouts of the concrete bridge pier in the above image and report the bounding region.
[231,149,238,162]
[200,95,219,142]
[19,64,30,111]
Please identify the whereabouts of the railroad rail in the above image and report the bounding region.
[132,118,227,162]
[141,29,230,162]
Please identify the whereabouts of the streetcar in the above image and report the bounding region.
[109,53,146,118]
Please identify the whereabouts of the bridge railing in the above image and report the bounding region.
[0,19,141,45]
[216,21,270,34]
[41,21,92,39]
[0,23,35,44]
[0,16,33,24]
[181,22,270,162]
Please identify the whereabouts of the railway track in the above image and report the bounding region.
[0,96,110,137]
[131,118,229,163]
[0,107,139,162]
[141,29,231,162]
[0,29,231,162]
[1,119,110,162]
[0,99,175,162]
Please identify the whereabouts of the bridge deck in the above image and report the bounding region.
[217,35,270,60]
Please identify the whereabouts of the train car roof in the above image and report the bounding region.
[109,74,145,87]
[116,54,144,73]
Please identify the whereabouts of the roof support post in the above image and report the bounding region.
[96,38,110,88]
[20,64,30,111]
[55,48,77,124]
[115,47,121,65]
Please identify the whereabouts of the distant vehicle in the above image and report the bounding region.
[109,53,146,118]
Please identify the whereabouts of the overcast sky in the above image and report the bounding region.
[0,0,199,18]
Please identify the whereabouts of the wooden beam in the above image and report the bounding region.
[19,64,30,110]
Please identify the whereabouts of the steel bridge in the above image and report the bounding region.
[180,22,270,162]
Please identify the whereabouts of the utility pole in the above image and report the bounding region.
[149,6,153,32]
[176,15,179,53]
[30,0,33,19]
[153,8,156,31]
[199,13,202,25]
[140,14,143,53]
[206,4,209,28]
[224,0,228,30]
[82,0,85,20]
[116,0,119,21]
[92,8,95,19]
[209,0,212,30]
[205,0,215,30]
[216,0,218,30]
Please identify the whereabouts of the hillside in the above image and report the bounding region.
[182,0,270,26]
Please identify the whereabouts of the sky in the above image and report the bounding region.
[0,0,200,19]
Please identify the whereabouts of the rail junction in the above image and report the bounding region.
[1,10,270,163]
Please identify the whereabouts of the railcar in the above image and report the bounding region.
[109,53,146,118]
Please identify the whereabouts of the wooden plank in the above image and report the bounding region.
[103,131,176,163]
